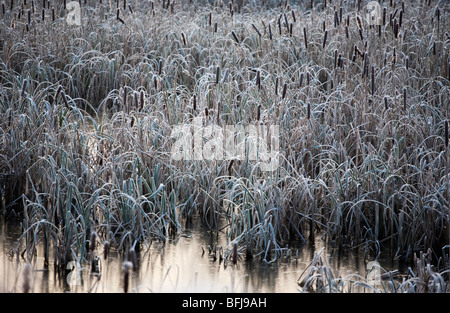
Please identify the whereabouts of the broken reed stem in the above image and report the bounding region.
[403,87,407,111]
[231,31,239,44]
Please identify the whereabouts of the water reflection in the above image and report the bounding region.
[1,218,395,293]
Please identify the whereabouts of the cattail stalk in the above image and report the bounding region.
[231,31,239,44]
[275,77,278,95]
[158,60,163,75]
[123,86,128,112]
[251,23,261,37]
[323,30,328,49]
[215,66,220,85]
[256,70,261,90]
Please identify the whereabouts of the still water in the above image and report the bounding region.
[0,218,395,293]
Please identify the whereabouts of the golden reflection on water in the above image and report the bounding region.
[1,218,394,293]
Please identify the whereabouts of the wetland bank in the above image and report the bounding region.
[0,0,449,293]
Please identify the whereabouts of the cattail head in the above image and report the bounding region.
[307,102,310,119]
[231,31,239,44]
[89,232,96,252]
[215,66,220,85]
[227,159,234,174]
[323,30,328,48]
[303,27,308,49]
[21,79,27,98]
[193,94,197,111]
[123,86,128,112]
[256,104,261,121]
[403,87,407,110]
[103,241,110,260]
[282,82,287,99]
[393,18,399,38]
[231,242,238,265]
[139,90,145,111]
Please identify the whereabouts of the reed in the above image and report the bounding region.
[0,1,448,292]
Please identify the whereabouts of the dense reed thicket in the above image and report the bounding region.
[0,0,449,291]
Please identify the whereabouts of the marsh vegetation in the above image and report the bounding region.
[0,0,449,292]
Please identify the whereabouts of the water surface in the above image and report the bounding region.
[0,218,395,293]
